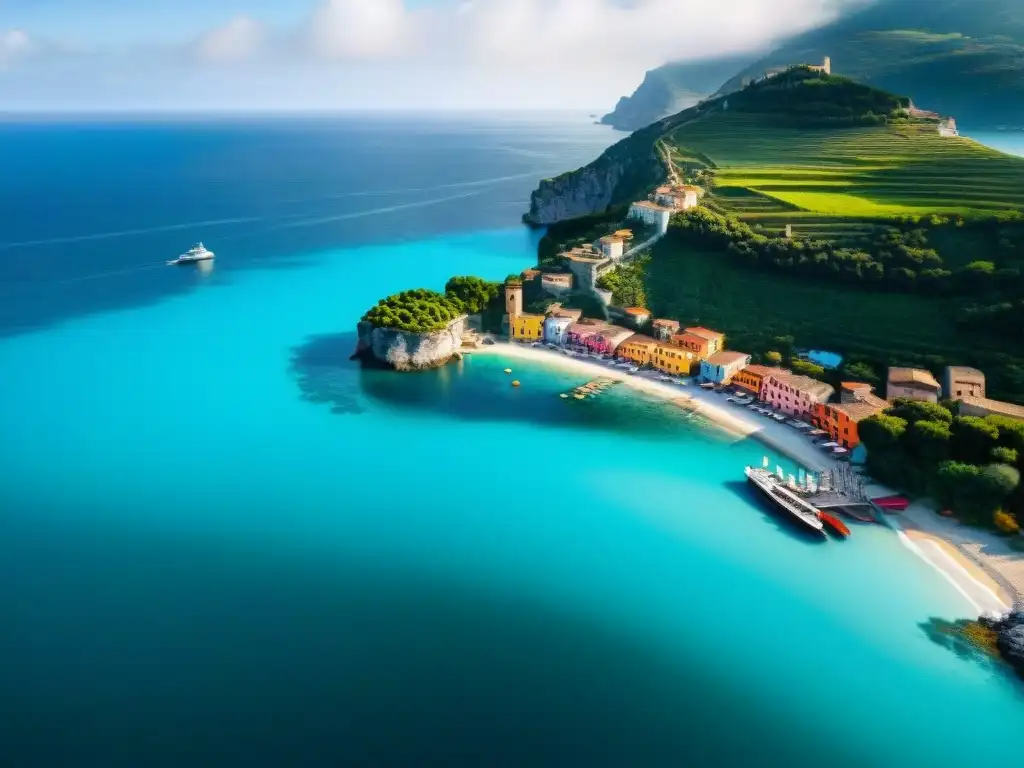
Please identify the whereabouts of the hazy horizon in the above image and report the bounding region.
[0,0,869,112]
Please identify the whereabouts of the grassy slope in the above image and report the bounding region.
[651,113,1024,401]
[669,114,1024,239]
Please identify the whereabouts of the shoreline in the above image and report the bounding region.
[473,341,1022,617]
[473,342,840,473]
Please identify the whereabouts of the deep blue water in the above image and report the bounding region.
[2,116,1024,767]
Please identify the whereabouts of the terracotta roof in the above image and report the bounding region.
[831,399,886,423]
[631,200,672,212]
[521,269,541,279]
[888,367,940,390]
[741,365,778,378]
[768,372,835,400]
[652,318,680,329]
[960,396,1024,421]
[541,273,573,284]
[945,366,985,382]
[622,333,660,348]
[624,307,650,316]
[841,381,874,391]
[685,327,725,342]
[706,351,750,366]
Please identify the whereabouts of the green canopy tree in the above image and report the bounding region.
[951,416,1000,466]
[888,398,953,426]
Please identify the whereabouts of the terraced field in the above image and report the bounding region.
[668,114,1024,239]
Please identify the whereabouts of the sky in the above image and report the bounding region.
[0,0,866,111]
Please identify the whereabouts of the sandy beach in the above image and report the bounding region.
[474,341,1024,616]
[474,342,840,473]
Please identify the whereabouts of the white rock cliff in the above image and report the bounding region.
[355,316,466,371]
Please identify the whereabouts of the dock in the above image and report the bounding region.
[563,377,620,401]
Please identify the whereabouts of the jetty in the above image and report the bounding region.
[564,377,620,400]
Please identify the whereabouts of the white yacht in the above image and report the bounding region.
[167,243,215,266]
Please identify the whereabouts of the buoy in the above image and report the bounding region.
[512,380,521,387]
[504,368,512,374]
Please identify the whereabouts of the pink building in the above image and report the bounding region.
[567,321,634,355]
[762,372,835,421]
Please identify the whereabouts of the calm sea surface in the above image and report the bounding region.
[2,115,1023,766]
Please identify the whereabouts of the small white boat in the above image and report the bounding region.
[626,366,639,374]
[167,242,214,266]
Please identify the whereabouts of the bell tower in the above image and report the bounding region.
[505,282,523,318]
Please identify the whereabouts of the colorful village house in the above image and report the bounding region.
[673,327,725,361]
[651,318,680,342]
[540,272,573,298]
[886,367,941,403]
[652,343,693,376]
[617,334,660,366]
[542,306,583,345]
[762,372,835,420]
[623,307,651,328]
[700,351,752,385]
[732,364,777,398]
[943,366,986,400]
[812,382,889,450]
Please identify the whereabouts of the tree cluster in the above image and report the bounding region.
[732,68,908,127]
[859,398,1023,529]
[668,208,1021,296]
[597,255,649,308]
[363,276,504,334]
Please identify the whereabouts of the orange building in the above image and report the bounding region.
[732,365,778,397]
[812,384,888,449]
[673,326,725,360]
[617,334,660,366]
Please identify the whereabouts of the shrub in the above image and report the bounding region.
[764,351,783,366]
[994,510,1021,535]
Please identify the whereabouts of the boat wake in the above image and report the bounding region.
[0,216,265,251]
[269,190,484,230]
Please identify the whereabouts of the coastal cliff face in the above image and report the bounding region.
[355,316,466,371]
[525,123,670,226]
[527,163,633,225]
[601,55,755,132]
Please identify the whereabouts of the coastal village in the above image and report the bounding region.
[358,59,1024,669]
[502,264,1024,461]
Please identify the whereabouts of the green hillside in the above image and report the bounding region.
[531,69,1024,400]
[721,0,1024,126]
[606,0,1024,131]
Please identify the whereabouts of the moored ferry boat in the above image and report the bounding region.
[745,466,826,537]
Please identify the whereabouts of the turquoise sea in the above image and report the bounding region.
[2,115,1024,766]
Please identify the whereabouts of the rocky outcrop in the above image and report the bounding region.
[982,610,1024,678]
[526,162,634,225]
[354,316,467,371]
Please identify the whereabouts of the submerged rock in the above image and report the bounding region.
[983,611,1024,677]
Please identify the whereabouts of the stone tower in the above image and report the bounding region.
[822,56,831,75]
[505,282,523,338]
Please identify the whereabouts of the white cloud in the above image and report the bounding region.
[195,16,264,63]
[309,0,414,60]
[0,29,32,69]
[0,0,871,109]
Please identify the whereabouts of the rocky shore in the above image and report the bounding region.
[982,612,1024,678]
[353,316,466,371]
